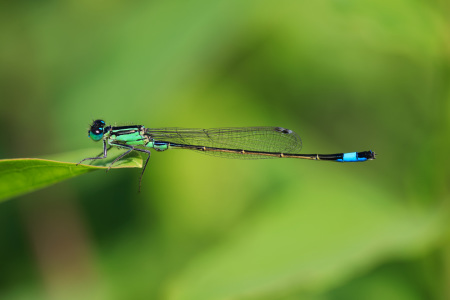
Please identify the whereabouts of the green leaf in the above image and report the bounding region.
[0,149,142,202]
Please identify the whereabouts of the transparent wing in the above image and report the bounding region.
[145,126,302,159]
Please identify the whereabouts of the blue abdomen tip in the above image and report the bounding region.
[337,152,369,162]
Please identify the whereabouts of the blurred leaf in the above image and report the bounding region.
[165,176,446,300]
[0,149,142,202]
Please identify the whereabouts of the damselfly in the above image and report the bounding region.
[78,120,376,190]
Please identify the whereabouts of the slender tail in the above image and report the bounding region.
[169,142,375,162]
[283,150,376,162]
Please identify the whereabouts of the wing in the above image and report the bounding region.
[145,126,302,159]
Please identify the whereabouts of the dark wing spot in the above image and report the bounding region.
[275,127,293,134]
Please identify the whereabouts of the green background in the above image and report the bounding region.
[1,0,449,299]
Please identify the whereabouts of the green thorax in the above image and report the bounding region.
[108,126,149,146]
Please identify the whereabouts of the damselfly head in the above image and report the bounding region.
[88,119,106,141]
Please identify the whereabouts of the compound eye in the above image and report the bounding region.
[87,119,107,141]
[88,120,106,141]
[89,130,103,141]
[93,128,102,135]
[93,119,105,125]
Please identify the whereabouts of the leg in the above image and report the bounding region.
[106,143,135,171]
[93,145,112,162]
[77,140,109,165]
[108,144,151,192]
[128,147,151,192]
[84,145,113,165]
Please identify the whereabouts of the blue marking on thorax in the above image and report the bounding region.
[337,152,368,162]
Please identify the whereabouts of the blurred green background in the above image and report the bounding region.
[1,0,449,299]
